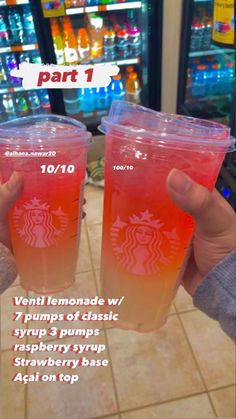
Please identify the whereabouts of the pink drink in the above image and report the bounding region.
[0,115,91,294]
[99,101,235,332]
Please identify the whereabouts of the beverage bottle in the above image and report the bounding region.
[63,89,80,114]
[0,57,8,86]
[128,25,141,57]
[225,62,235,94]
[5,54,21,85]
[63,28,79,65]
[101,0,113,4]
[30,51,42,64]
[0,11,10,46]
[70,0,86,5]
[65,0,72,7]
[95,86,110,111]
[190,19,204,51]
[125,65,134,82]
[52,27,65,64]
[77,28,90,63]
[22,5,36,44]
[116,28,129,59]
[80,88,95,114]
[109,74,125,102]
[14,92,30,116]
[2,93,16,119]
[202,17,212,50]
[191,64,208,97]
[19,52,31,63]
[27,91,41,114]
[90,17,104,62]
[0,97,6,121]
[86,0,99,5]
[125,71,141,104]
[210,63,222,96]
[8,8,24,44]
[62,16,73,32]
[104,28,116,61]
[38,89,51,113]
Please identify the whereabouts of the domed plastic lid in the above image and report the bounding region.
[0,114,92,145]
[99,101,235,152]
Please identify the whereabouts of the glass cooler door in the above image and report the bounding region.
[178,0,235,126]
[37,0,162,132]
[0,0,51,122]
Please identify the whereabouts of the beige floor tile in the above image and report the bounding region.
[76,221,93,273]
[84,185,104,225]
[1,286,27,350]
[27,334,118,419]
[121,393,216,419]
[174,286,196,313]
[107,315,204,410]
[27,271,102,343]
[87,224,103,269]
[209,385,236,418]
[180,311,235,389]
[1,350,26,419]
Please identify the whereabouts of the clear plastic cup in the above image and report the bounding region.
[0,114,92,294]
[99,100,235,332]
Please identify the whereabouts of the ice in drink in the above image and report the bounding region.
[99,101,235,332]
[0,115,91,294]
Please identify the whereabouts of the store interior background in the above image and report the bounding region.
[1,0,236,418]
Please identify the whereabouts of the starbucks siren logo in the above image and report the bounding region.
[13,197,68,248]
[111,210,180,276]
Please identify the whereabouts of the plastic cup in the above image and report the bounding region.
[99,100,235,333]
[0,114,92,294]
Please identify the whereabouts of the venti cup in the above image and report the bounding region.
[0,114,92,294]
[99,100,235,333]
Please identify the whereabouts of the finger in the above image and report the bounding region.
[166,168,236,237]
[0,172,24,217]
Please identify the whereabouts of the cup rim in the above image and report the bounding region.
[0,114,92,143]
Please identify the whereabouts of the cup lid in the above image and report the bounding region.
[99,101,235,152]
[0,114,92,144]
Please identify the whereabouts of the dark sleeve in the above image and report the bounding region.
[193,249,236,341]
[0,242,17,294]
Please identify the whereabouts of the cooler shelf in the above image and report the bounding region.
[0,0,29,5]
[66,1,142,15]
[0,43,38,53]
[190,48,235,57]
[0,85,24,94]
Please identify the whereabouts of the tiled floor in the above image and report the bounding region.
[1,185,235,419]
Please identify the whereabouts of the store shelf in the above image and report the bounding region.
[66,1,142,15]
[104,57,140,66]
[0,0,29,5]
[0,85,24,94]
[190,47,235,57]
[194,0,212,3]
[0,43,38,53]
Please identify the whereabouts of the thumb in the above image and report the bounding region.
[0,172,23,218]
[166,168,235,237]
[0,172,23,248]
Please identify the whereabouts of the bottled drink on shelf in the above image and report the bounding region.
[90,17,104,62]
[15,92,30,116]
[0,57,8,86]
[5,54,21,85]
[77,28,90,63]
[86,0,99,5]
[95,86,110,111]
[0,11,10,46]
[70,0,86,6]
[27,91,41,114]
[38,90,51,113]
[202,17,213,50]
[52,27,65,65]
[2,93,16,119]
[8,8,24,45]
[116,28,129,59]
[63,28,79,65]
[128,25,141,57]
[104,28,116,61]
[109,74,125,101]
[190,19,204,52]
[125,65,134,82]
[101,0,113,4]
[19,52,31,63]
[80,88,95,114]
[22,6,36,44]
[63,88,80,114]
[125,71,141,104]
[191,64,208,97]
[30,51,42,64]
